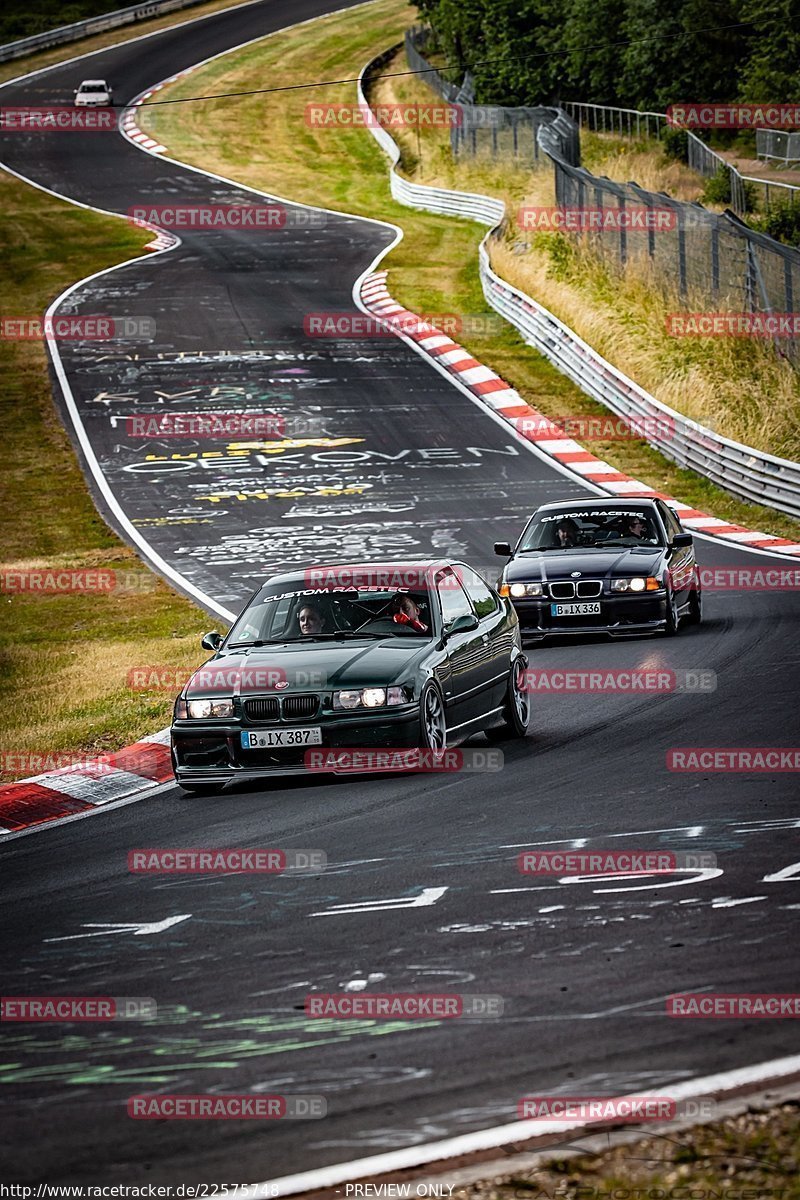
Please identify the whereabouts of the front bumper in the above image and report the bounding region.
[511,593,668,638]
[171,704,420,787]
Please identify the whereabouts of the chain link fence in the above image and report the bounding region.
[564,101,800,216]
[757,129,800,168]
[405,27,800,364]
[406,28,580,169]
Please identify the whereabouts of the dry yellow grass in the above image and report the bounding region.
[371,54,800,459]
[580,132,707,202]
[493,239,800,457]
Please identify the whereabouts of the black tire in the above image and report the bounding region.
[686,587,702,626]
[663,584,680,637]
[419,682,447,750]
[486,657,530,741]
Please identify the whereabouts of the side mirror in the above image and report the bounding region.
[494,541,512,557]
[445,613,479,638]
[672,532,693,547]
[201,631,223,651]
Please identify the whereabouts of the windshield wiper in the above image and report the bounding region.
[315,630,386,640]
[226,638,298,648]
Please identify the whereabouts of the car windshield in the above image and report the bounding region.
[518,508,664,551]
[79,83,106,92]
[226,585,435,645]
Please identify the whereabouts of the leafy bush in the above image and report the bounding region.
[750,199,800,246]
[661,127,688,163]
[700,165,757,211]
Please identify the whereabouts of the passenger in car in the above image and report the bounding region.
[297,604,326,635]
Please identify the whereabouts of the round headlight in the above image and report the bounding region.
[362,688,387,708]
[628,577,646,592]
[510,583,527,598]
[335,690,362,709]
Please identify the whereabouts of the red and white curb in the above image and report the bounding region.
[119,72,200,250]
[0,729,172,836]
[360,271,800,557]
[121,64,197,156]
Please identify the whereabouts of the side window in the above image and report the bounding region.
[436,571,474,627]
[462,572,499,619]
[658,502,682,541]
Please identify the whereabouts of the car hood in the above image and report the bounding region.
[506,546,664,582]
[184,639,429,697]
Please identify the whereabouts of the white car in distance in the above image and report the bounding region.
[74,80,114,107]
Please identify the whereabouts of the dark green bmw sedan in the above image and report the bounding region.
[170,560,529,794]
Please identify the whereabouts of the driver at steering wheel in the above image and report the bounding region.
[390,593,429,633]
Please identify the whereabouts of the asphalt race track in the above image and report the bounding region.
[0,0,799,1185]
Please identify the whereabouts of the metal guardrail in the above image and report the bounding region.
[757,128,800,168]
[564,100,800,216]
[0,0,208,63]
[358,53,800,520]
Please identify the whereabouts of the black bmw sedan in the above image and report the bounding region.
[494,498,702,641]
[171,560,529,794]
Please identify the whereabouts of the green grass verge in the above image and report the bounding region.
[0,171,210,781]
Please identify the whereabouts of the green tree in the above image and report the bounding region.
[561,0,628,105]
[738,0,800,98]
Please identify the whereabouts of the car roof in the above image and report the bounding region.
[535,497,660,512]
[80,79,108,86]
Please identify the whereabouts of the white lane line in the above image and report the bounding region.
[311,886,448,916]
[45,914,191,941]
[711,895,767,908]
[764,862,800,881]
[252,1054,800,1197]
